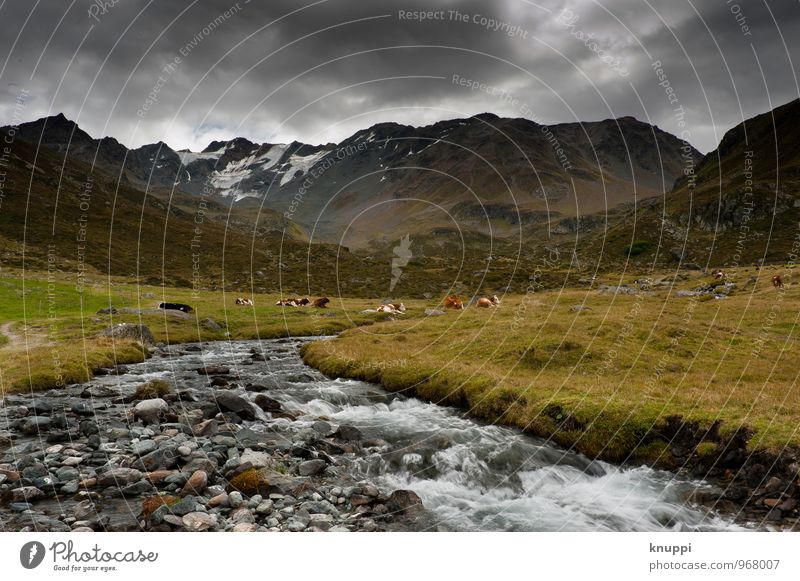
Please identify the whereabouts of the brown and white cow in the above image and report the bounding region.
[772,275,784,288]
[235,297,254,306]
[713,270,725,281]
[444,295,463,309]
[377,302,406,314]
[476,295,501,308]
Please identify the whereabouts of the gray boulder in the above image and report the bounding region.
[98,323,155,345]
[133,398,168,424]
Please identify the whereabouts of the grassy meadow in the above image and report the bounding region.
[302,265,800,462]
[0,270,400,394]
[3,264,800,467]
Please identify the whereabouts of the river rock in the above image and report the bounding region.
[239,449,272,469]
[80,420,99,436]
[97,467,143,488]
[131,439,158,456]
[182,512,217,532]
[21,462,48,479]
[335,425,363,442]
[286,519,307,532]
[181,470,208,496]
[56,466,80,481]
[228,491,244,508]
[193,419,218,437]
[0,467,20,482]
[11,486,44,503]
[231,523,258,532]
[22,416,51,435]
[213,392,256,420]
[132,446,179,472]
[387,489,424,516]
[312,421,334,436]
[253,394,282,412]
[72,402,94,416]
[298,459,327,476]
[134,398,169,424]
[229,507,255,524]
[197,366,230,375]
[208,492,228,508]
[121,480,156,496]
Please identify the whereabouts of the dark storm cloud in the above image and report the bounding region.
[0,0,797,153]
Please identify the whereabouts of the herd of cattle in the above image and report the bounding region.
[159,273,787,316]
[267,294,499,312]
[274,296,330,308]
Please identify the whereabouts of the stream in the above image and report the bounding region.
[103,336,743,532]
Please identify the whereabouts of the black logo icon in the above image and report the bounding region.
[20,541,46,569]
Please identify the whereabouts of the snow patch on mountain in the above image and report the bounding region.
[278,149,329,186]
[257,143,289,171]
[210,154,257,193]
[177,148,225,165]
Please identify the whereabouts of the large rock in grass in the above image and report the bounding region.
[98,324,155,345]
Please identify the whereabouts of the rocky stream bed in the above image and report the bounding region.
[0,337,763,532]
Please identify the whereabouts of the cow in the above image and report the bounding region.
[294,297,311,306]
[713,270,725,280]
[159,302,193,313]
[235,298,254,306]
[275,299,298,306]
[444,295,463,309]
[377,302,406,314]
[476,295,501,308]
[772,275,784,288]
[312,297,330,308]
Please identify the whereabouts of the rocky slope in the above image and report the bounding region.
[566,98,800,268]
[5,112,701,248]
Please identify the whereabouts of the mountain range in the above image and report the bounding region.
[1,99,797,296]
[7,111,701,248]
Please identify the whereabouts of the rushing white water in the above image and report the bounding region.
[115,338,745,532]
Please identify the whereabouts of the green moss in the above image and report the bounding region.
[633,441,676,468]
[695,441,718,458]
[227,468,270,496]
[140,494,181,519]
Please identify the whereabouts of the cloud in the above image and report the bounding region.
[0,0,797,153]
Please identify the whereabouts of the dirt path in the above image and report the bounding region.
[0,321,43,348]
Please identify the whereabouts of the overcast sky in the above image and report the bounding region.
[1,0,797,153]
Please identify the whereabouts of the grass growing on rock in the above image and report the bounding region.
[140,495,181,520]
[226,468,270,497]
[134,379,172,400]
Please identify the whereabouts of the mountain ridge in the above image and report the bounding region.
[4,111,702,247]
